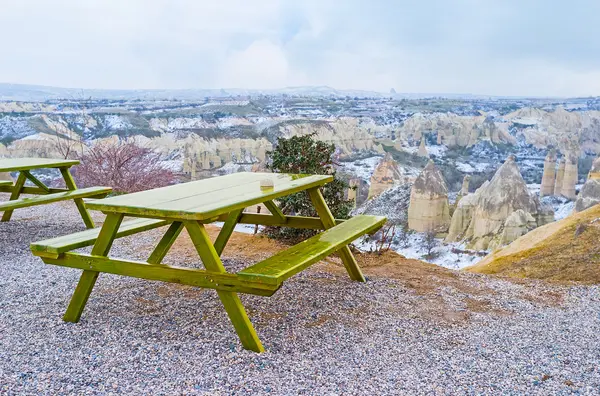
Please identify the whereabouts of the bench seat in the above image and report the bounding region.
[0,186,112,211]
[237,215,386,286]
[31,218,170,258]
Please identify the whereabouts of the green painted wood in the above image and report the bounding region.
[41,253,279,296]
[237,215,386,286]
[85,172,332,221]
[31,218,170,258]
[185,220,265,352]
[147,222,183,264]
[263,200,287,223]
[60,167,96,229]
[1,172,27,222]
[0,180,13,187]
[0,157,79,172]
[213,209,244,256]
[63,213,123,323]
[22,170,50,193]
[0,186,68,194]
[308,187,366,282]
[0,186,112,211]
[216,213,342,229]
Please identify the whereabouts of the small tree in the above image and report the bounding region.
[422,231,439,260]
[265,133,354,242]
[72,141,177,193]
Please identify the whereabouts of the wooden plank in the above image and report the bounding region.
[214,209,244,256]
[263,200,287,223]
[308,187,366,282]
[31,218,170,258]
[147,222,183,264]
[238,215,386,286]
[185,221,265,352]
[0,186,68,194]
[1,171,27,222]
[41,253,279,296]
[0,158,79,172]
[22,170,50,193]
[84,172,332,221]
[0,186,112,211]
[63,213,123,323]
[60,167,96,229]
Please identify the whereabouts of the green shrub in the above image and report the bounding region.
[264,133,354,242]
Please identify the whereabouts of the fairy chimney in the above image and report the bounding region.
[417,137,429,158]
[553,158,565,196]
[407,160,450,232]
[368,153,403,199]
[574,156,600,212]
[460,175,471,196]
[561,154,578,200]
[540,149,557,197]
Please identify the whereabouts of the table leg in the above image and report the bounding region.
[63,213,124,322]
[307,187,366,282]
[1,172,27,222]
[213,209,244,256]
[185,220,264,352]
[147,222,183,264]
[60,167,95,229]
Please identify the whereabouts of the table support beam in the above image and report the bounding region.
[308,187,365,282]
[214,209,244,256]
[63,213,124,322]
[185,220,264,352]
[1,172,27,222]
[60,167,96,229]
[147,221,183,264]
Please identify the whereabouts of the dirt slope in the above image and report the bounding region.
[468,204,600,283]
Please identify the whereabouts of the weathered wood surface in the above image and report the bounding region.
[237,215,386,285]
[85,172,332,221]
[0,158,79,172]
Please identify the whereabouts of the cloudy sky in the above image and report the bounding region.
[1,0,599,96]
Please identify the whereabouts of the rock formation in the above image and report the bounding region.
[574,157,600,212]
[553,159,565,196]
[540,149,557,197]
[417,137,429,158]
[560,154,578,200]
[407,160,450,233]
[368,153,404,199]
[460,175,471,196]
[445,155,552,250]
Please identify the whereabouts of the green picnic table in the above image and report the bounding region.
[0,158,112,228]
[31,172,386,352]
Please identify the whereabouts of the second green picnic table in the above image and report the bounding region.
[0,157,111,227]
[31,172,386,352]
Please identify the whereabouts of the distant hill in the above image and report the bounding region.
[0,83,394,101]
[468,203,600,283]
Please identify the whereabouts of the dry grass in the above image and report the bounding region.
[468,204,600,283]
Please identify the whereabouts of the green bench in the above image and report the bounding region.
[238,215,385,286]
[31,218,170,259]
[0,180,12,187]
[0,186,111,212]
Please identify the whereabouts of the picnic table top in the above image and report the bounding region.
[0,157,80,172]
[85,172,333,221]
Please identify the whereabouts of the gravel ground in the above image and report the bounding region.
[1,200,600,395]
